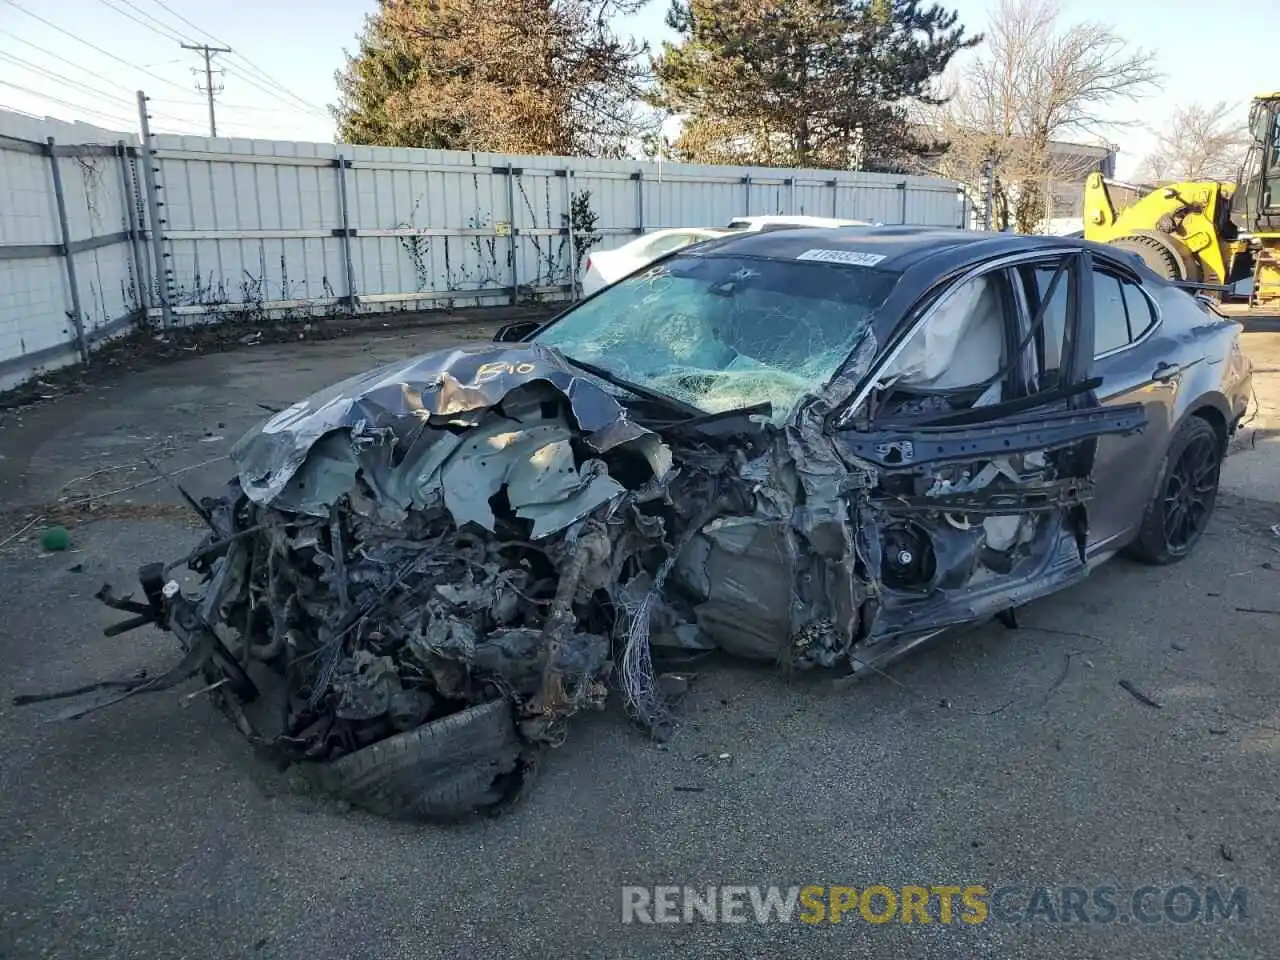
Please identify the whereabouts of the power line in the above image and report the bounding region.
[148,98,318,114]
[137,0,228,44]
[0,79,136,128]
[139,0,323,113]
[225,57,323,114]
[93,0,189,45]
[5,33,138,98]
[141,111,303,136]
[3,0,325,135]
[0,50,141,114]
[215,57,324,115]
[0,46,214,130]
[2,0,191,94]
[0,103,42,120]
[115,0,195,39]
[148,113,204,126]
[220,67,328,118]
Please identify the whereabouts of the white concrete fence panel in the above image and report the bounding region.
[0,100,968,390]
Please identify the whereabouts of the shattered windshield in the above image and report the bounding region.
[532,253,898,420]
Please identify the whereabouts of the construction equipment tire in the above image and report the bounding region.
[1110,234,1183,281]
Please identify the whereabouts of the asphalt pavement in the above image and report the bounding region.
[1,320,1278,959]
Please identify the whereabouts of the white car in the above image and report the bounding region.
[580,228,727,296]
[725,214,875,231]
[578,216,876,296]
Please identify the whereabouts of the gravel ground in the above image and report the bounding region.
[1,320,1278,959]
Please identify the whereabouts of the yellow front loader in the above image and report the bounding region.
[1082,93,1280,317]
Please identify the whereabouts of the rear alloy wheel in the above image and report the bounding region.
[1127,416,1223,564]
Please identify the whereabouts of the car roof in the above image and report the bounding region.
[689,224,1134,274]
[679,225,1169,345]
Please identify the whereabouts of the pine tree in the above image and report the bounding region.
[333,0,650,156]
[651,0,978,170]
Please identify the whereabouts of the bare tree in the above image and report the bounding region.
[1138,100,1249,184]
[920,0,1160,231]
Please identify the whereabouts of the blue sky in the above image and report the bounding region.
[0,0,1274,177]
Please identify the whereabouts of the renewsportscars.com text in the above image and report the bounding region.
[621,884,1248,925]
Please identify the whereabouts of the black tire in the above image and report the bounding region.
[1126,415,1223,565]
[316,699,530,822]
[1111,235,1182,281]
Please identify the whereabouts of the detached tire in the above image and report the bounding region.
[317,699,531,822]
[1126,416,1223,565]
[1110,235,1182,281]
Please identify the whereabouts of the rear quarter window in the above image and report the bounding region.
[1093,273,1131,355]
[1121,282,1157,340]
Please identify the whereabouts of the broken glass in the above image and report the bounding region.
[534,254,897,421]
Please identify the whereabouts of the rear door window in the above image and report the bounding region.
[1029,264,1069,377]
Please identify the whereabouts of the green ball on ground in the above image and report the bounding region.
[40,526,70,551]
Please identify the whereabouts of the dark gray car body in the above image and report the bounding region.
[503,225,1253,666]
[699,226,1253,559]
[41,225,1252,821]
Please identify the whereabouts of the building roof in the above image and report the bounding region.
[910,124,1118,178]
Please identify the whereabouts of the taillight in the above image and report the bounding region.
[585,255,594,272]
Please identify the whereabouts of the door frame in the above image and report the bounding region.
[831,248,1107,431]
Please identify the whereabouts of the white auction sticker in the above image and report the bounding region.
[795,248,887,266]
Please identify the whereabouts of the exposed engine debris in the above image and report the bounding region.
[22,321,1146,820]
[26,342,873,818]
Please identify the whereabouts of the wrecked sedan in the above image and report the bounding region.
[50,226,1252,821]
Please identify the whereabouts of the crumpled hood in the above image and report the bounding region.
[231,341,673,535]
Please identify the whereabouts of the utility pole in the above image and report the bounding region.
[181,42,231,137]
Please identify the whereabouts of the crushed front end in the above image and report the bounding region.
[37,342,868,819]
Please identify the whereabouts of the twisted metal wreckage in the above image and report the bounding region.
[22,327,1145,820]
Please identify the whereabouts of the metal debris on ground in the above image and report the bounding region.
[1118,679,1163,709]
[0,515,43,550]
